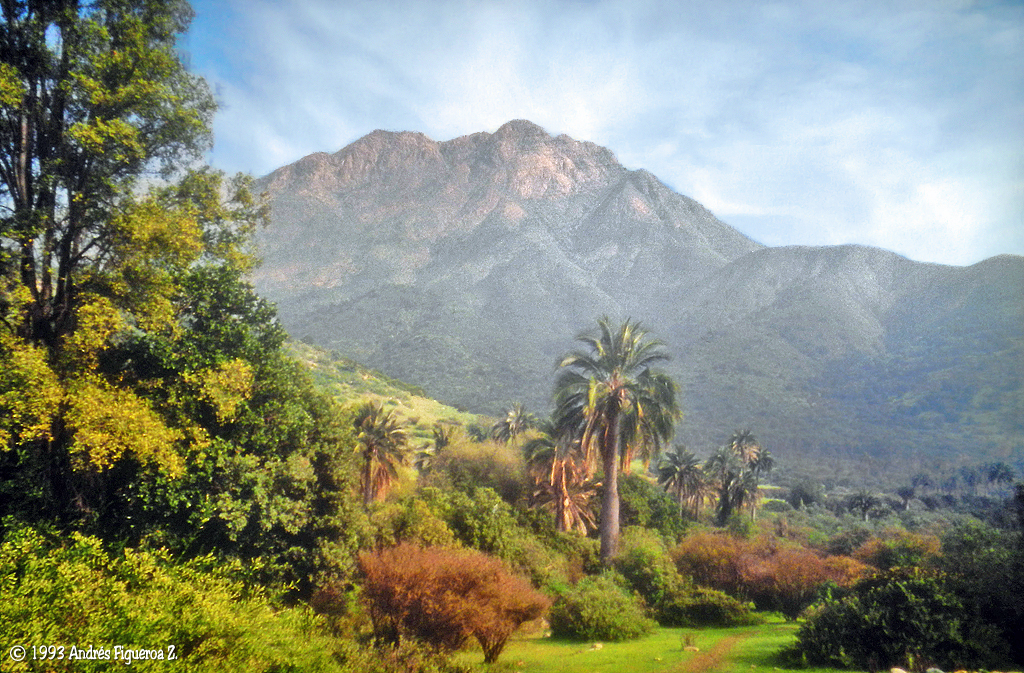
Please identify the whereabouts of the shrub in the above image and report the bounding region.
[853,530,941,570]
[357,543,549,664]
[618,473,688,540]
[0,526,344,673]
[795,568,1010,671]
[672,529,866,619]
[671,530,747,596]
[548,574,656,641]
[422,436,527,503]
[658,585,759,627]
[369,497,457,548]
[613,527,758,627]
[743,546,868,619]
[614,527,682,606]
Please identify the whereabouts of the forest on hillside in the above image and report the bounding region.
[2,3,1023,672]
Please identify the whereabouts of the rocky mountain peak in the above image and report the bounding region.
[470,120,621,198]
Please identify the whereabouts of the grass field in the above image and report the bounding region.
[454,622,856,673]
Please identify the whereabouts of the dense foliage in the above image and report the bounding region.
[0,526,345,673]
[795,568,1009,671]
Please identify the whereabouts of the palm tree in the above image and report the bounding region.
[491,403,537,446]
[656,445,705,518]
[722,430,773,521]
[523,420,598,534]
[729,429,761,465]
[706,445,747,525]
[353,401,410,507]
[746,446,774,521]
[554,317,680,564]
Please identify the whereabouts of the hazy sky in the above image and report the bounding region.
[184,0,1023,266]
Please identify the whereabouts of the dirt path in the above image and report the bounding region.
[666,628,762,673]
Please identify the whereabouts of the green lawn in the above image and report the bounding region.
[454,622,859,673]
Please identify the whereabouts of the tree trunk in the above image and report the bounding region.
[599,414,621,566]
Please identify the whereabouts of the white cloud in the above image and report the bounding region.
[189,0,1024,266]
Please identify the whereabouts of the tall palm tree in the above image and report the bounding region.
[491,403,537,446]
[656,445,705,518]
[353,401,410,507]
[554,317,680,564]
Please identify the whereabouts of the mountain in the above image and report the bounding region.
[252,120,1024,475]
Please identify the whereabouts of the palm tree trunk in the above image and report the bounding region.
[599,414,621,566]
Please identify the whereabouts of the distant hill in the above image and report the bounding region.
[253,120,1024,475]
[286,341,484,449]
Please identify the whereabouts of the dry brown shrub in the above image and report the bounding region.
[672,531,868,619]
[358,543,550,663]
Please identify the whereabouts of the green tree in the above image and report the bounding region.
[705,445,747,526]
[553,317,679,564]
[353,401,409,507]
[847,490,880,522]
[1,0,215,349]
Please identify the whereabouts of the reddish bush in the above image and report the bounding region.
[671,531,749,595]
[358,543,550,663]
[671,531,867,619]
[745,546,869,619]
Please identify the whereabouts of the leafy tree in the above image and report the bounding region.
[795,568,1011,670]
[986,461,1016,494]
[846,490,880,522]
[553,317,679,564]
[896,485,917,510]
[1,0,215,349]
[0,526,348,673]
[786,479,824,509]
[353,401,410,507]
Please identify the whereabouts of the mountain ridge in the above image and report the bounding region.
[251,120,1023,472]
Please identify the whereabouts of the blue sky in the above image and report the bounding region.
[183,0,1023,266]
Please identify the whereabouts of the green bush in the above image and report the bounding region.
[614,527,682,606]
[658,585,759,628]
[548,574,656,642]
[0,526,344,672]
[795,568,1010,671]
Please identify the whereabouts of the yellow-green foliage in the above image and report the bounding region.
[0,527,345,673]
[66,376,184,475]
[192,358,254,423]
[0,333,61,447]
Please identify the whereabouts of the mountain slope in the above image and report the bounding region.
[252,120,1024,471]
